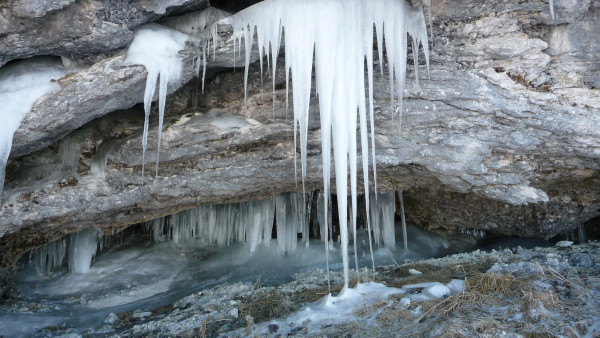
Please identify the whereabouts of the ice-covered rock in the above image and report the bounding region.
[422,284,450,299]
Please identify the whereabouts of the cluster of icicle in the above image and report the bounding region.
[150,192,310,254]
[124,0,429,289]
[28,229,105,274]
[149,190,401,253]
[220,0,429,289]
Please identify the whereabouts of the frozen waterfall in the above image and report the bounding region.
[219,0,429,288]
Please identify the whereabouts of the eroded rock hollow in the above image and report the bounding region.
[1,0,599,270]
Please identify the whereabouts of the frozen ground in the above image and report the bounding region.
[0,222,474,336]
[118,241,600,337]
[1,223,591,337]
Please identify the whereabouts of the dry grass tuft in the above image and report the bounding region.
[466,273,521,295]
[301,278,359,303]
[238,289,295,325]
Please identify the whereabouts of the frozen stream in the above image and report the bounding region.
[1,220,480,336]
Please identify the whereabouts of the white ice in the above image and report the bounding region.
[123,24,188,183]
[162,6,230,35]
[370,191,397,248]
[0,57,66,205]
[231,282,404,336]
[222,0,429,289]
[31,228,102,274]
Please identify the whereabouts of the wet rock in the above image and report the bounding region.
[0,0,210,67]
[105,312,118,325]
[569,253,594,267]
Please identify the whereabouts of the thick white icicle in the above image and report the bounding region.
[226,0,428,289]
[123,24,188,184]
[68,229,101,274]
[0,57,66,205]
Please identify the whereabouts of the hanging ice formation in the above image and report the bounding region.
[398,190,409,253]
[549,0,555,20]
[369,191,397,248]
[0,57,66,205]
[149,192,313,254]
[217,0,429,289]
[30,228,103,275]
[123,24,188,184]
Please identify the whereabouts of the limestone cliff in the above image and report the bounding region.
[0,0,599,269]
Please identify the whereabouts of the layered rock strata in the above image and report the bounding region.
[0,0,599,269]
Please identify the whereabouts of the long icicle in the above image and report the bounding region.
[227,0,429,291]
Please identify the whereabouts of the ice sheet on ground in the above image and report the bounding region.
[232,282,403,336]
[10,221,473,336]
[422,284,450,299]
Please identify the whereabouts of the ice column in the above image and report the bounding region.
[68,229,101,273]
[33,239,68,275]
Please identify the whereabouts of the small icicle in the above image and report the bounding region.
[549,0,555,20]
[398,190,408,253]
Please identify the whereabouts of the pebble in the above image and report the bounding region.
[104,312,117,325]
[556,241,573,247]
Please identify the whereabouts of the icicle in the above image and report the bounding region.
[549,0,555,20]
[0,57,66,205]
[33,238,67,275]
[68,229,101,274]
[123,24,188,184]
[203,0,429,289]
[370,191,396,248]
[398,190,408,253]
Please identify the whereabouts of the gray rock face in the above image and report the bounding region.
[0,0,209,68]
[1,0,600,268]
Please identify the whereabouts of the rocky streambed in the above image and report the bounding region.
[2,240,598,337]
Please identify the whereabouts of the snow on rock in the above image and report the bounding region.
[223,0,429,289]
[402,281,444,290]
[0,57,66,205]
[422,284,451,299]
[123,24,189,184]
[556,240,573,247]
[240,282,404,336]
[409,268,422,275]
[162,6,231,35]
[445,279,466,294]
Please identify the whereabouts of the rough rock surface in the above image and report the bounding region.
[0,0,210,68]
[1,0,600,268]
[7,242,597,336]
